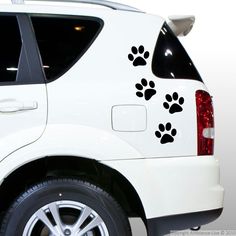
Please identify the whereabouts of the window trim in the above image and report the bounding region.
[17,14,46,84]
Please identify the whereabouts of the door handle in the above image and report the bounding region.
[0,101,38,113]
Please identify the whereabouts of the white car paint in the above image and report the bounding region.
[0,0,224,232]
[102,156,224,218]
[0,84,47,161]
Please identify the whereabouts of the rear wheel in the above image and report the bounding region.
[0,178,131,236]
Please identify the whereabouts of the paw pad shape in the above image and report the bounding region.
[155,122,177,144]
[135,78,156,101]
[128,45,150,67]
[163,92,184,114]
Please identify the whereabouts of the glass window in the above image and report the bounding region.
[31,16,103,80]
[0,16,21,82]
[152,22,202,81]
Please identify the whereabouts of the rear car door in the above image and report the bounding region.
[0,14,47,161]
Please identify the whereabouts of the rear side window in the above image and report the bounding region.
[31,16,103,81]
[152,22,202,81]
[0,16,21,82]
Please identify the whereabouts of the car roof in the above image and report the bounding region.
[9,0,143,13]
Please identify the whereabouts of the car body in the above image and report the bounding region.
[0,0,224,235]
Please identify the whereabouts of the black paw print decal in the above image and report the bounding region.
[155,122,177,144]
[135,78,156,101]
[163,92,184,114]
[128,45,150,67]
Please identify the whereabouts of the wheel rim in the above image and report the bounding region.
[23,200,109,236]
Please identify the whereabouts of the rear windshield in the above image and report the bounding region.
[152,22,202,81]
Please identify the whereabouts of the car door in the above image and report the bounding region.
[0,14,47,161]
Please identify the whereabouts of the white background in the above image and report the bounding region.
[118,0,235,234]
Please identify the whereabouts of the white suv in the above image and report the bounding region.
[0,0,224,235]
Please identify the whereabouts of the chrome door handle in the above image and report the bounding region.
[0,101,38,113]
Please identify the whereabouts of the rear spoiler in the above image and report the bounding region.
[168,15,195,37]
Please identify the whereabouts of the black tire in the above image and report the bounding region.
[0,178,131,236]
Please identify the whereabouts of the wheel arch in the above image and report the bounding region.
[0,155,146,224]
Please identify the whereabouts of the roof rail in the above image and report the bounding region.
[11,0,143,12]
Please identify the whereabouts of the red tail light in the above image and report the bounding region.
[196,90,214,155]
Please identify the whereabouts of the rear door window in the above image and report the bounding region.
[31,16,103,81]
[152,22,202,81]
[0,15,21,82]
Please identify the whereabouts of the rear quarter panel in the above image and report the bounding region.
[45,10,208,158]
